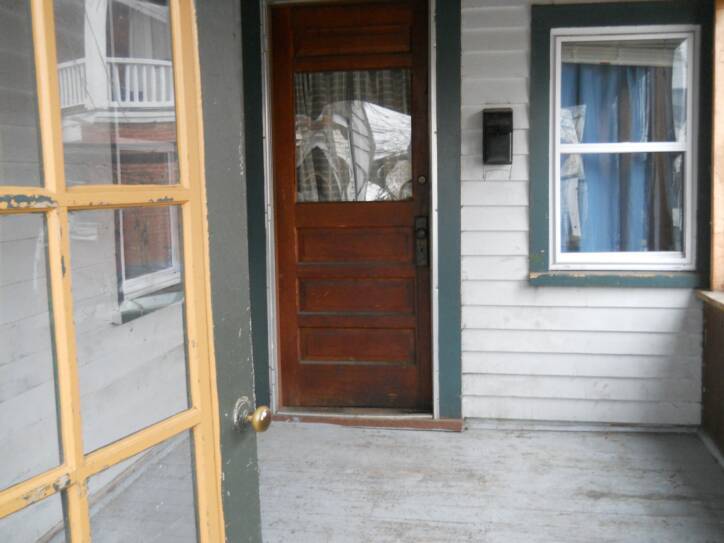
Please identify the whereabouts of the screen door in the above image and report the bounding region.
[0,1,224,540]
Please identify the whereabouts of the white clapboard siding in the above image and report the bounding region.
[462,397,701,425]
[462,256,529,281]
[462,353,701,380]
[460,0,703,425]
[462,206,529,231]
[462,374,701,403]
[462,330,701,357]
[462,232,529,256]
[462,306,702,333]
[462,181,529,206]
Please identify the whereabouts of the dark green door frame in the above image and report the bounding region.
[241,0,462,420]
[198,1,263,542]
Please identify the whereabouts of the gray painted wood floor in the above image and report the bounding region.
[258,422,724,543]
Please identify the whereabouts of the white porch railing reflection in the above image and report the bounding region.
[108,57,174,107]
[58,59,86,108]
[58,57,174,109]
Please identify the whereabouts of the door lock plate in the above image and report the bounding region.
[415,216,429,267]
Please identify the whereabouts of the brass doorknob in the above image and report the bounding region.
[232,397,272,432]
[247,406,272,433]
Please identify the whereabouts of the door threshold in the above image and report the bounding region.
[274,407,463,432]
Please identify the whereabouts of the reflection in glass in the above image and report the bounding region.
[0,215,62,491]
[54,0,178,186]
[560,153,684,253]
[88,432,198,542]
[0,0,43,186]
[295,70,412,202]
[0,492,67,542]
[69,206,188,453]
[560,38,688,145]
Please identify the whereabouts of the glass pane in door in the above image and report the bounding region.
[0,0,43,186]
[0,493,67,542]
[0,214,61,490]
[54,0,179,186]
[87,431,198,542]
[295,69,412,202]
[69,206,189,453]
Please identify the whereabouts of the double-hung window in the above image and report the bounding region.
[550,26,698,271]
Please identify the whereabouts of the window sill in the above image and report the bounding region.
[529,271,706,288]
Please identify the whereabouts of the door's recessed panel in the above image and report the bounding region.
[300,327,415,365]
[292,3,412,58]
[298,227,412,263]
[299,278,415,314]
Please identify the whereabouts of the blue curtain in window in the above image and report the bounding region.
[560,63,678,253]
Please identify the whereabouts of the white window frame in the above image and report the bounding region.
[549,25,700,272]
[114,144,182,299]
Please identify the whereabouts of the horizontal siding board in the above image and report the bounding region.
[462,256,529,281]
[462,281,699,309]
[462,0,528,9]
[461,7,529,30]
[461,206,528,232]
[462,77,529,105]
[462,29,529,52]
[462,352,701,380]
[462,374,701,402]
[462,305,702,333]
[462,329,701,357]
[462,51,529,77]
[462,396,701,425]
[461,232,528,256]
[461,181,529,206]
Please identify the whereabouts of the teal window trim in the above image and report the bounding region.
[530,0,713,288]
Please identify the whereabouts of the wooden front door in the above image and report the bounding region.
[271,1,431,410]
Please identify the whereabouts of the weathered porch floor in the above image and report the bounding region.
[258,422,724,543]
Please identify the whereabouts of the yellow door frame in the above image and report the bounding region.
[0,1,225,541]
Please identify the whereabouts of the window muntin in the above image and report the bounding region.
[550,27,698,271]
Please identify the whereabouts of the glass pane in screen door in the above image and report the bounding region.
[54,0,179,186]
[0,215,62,490]
[295,69,413,202]
[70,206,189,453]
[87,432,198,542]
[0,0,43,186]
[0,493,67,542]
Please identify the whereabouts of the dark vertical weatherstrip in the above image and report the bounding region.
[196,1,262,541]
[241,0,270,406]
[436,0,462,419]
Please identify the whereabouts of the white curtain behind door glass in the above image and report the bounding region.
[294,69,413,202]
